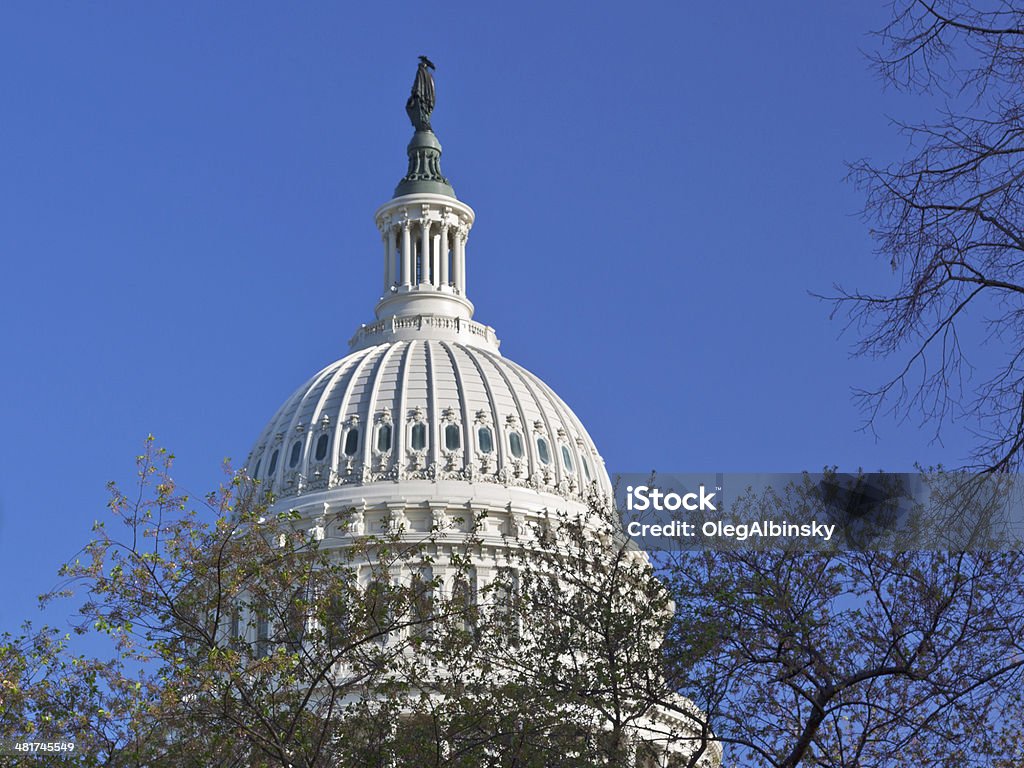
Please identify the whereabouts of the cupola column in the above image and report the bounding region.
[454,227,466,294]
[383,228,395,293]
[432,229,441,287]
[439,223,450,287]
[460,229,467,293]
[451,229,460,294]
[420,221,432,286]
[401,221,412,287]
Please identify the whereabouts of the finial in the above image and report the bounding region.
[406,55,436,133]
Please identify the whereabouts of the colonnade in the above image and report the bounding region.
[382,219,467,294]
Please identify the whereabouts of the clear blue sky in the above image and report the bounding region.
[0,2,981,631]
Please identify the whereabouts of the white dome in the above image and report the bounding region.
[235,71,713,767]
[247,339,612,504]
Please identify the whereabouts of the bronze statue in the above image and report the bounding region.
[394,55,453,196]
[406,55,436,132]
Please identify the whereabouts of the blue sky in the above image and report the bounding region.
[0,2,983,630]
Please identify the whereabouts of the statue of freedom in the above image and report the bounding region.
[406,55,436,132]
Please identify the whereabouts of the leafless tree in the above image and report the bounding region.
[836,0,1024,470]
[662,479,1024,768]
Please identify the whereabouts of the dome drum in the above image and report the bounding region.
[279,481,603,548]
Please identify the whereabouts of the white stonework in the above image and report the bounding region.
[247,340,611,505]
[243,97,719,767]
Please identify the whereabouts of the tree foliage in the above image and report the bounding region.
[7,440,699,767]
[8,443,1024,766]
[23,440,484,766]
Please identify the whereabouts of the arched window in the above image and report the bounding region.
[289,440,302,468]
[229,607,241,647]
[343,428,359,457]
[536,437,551,465]
[444,423,461,451]
[561,445,574,473]
[581,454,592,482]
[314,433,329,461]
[492,568,520,646]
[365,579,393,641]
[255,609,271,659]
[253,457,262,478]
[411,422,427,451]
[410,569,434,640]
[451,572,478,638]
[477,426,494,454]
[267,449,279,477]
[285,587,307,652]
[322,571,356,650]
[376,423,392,453]
[508,431,524,459]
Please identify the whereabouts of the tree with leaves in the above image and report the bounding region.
[11,443,1024,766]
[13,440,709,767]
[0,623,163,767]
[439,507,718,767]
[28,440,487,767]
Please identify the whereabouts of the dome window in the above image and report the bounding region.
[343,429,359,457]
[255,613,271,659]
[229,608,241,645]
[253,458,262,478]
[536,437,551,465]
[508,431,524,459]
[376,423,392,453]
[314,434,329,462]
[581,455,592,482]
[267,450,279,477]
[477,426,494,454]
[289,440,302,468]
[411,422,427,451]
[444,424,461,451]
[561,445,574,473]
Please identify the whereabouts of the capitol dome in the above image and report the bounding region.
[245,83,611,532]
[237,60,716,767]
